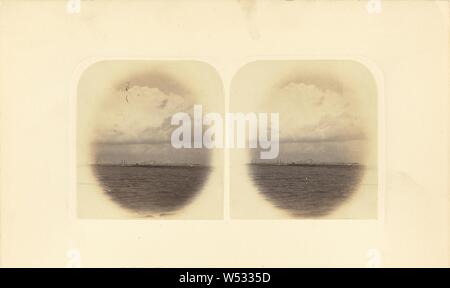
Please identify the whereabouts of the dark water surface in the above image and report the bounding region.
[93,165,210,214]
[249,165,364,217]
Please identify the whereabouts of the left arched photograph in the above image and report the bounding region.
[76,60,224,219]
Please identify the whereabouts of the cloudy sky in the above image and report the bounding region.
[94,85,189,146]
[275,82,365,143]
[77,61,219,165]
[79,60,377,166]
[93,84,209,165]
[265,81,367,164]
[233,60,377,165]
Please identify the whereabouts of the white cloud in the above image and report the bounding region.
[94,85,192,144]
[272,82,365,143]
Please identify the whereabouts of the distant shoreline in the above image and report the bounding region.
[90,164,210,168]
[85,163,363,168]
[247,163,364,167]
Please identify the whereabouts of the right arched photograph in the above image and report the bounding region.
[230,60,380,219]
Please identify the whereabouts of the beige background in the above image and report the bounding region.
[0,0,448,267]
